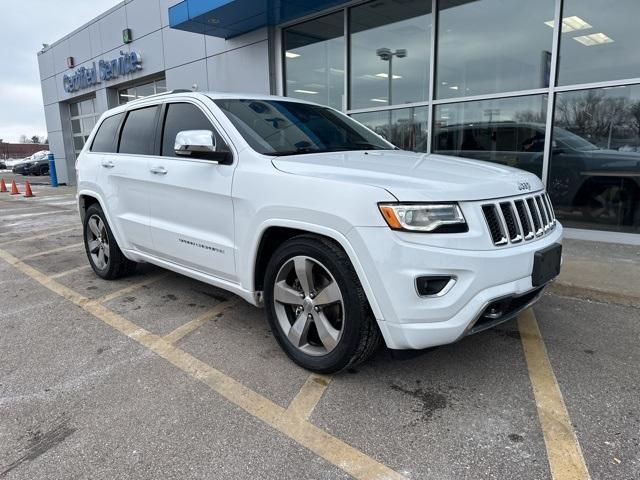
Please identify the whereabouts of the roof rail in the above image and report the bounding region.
[125,89,195,105]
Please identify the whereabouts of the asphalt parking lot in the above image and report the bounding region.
[1,182,639,480]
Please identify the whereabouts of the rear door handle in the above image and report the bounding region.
[101,160,115,168]
[150,166,167,175]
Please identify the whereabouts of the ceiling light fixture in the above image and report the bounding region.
[294,89,318,94]
[544,16,592,33]
[375,73,402,79]
[573,32,614,46]
[285,51,300,58]
[370,98,388,103]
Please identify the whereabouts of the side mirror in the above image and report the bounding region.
[174,130,232,164]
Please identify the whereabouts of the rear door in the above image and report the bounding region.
[146,100,237,281]
[98,105,159,253]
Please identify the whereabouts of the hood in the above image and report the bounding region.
[272,150,543,202]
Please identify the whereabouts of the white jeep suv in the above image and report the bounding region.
[76,91,562,373]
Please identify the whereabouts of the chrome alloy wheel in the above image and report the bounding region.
[86,214,110,270]
[273,256,344,356]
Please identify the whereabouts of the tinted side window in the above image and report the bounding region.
[161,102,228,157]
[119,106,159,155]
[91,113,123,153]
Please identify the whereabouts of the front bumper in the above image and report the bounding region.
[346,222,563,350]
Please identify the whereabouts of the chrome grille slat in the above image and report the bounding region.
[536,195,550,231]
[514,199,535,240]
[482,192,556,247]
[499,202,522,243]
[543,193,556,223]
[482,205,508,246]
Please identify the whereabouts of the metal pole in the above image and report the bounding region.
[388,55,393,106]
[48,153,58,187]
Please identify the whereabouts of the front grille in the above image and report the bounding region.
[482,193,556,246]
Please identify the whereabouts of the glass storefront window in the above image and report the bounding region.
[557,0,640,86]
[119,87,135,104]
[70,96,99,159]
[436,0,555,99]
[118,78,167,105]
[135,82,156,99]
[549,86,640,233]
[283,11,344,110]
[433,95,548,177]
[352,106,428,152]
[349,0,431,109]
[156,78,167,93]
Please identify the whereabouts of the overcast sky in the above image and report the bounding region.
[0,0,120,143]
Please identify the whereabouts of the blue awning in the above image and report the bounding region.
[169,0,349,39]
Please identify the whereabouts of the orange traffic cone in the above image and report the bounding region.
[24,181,35,198]
[10,179,20,195]
[0,178,6,193]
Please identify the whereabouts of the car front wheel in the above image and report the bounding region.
[83,203,137,279]
[263,235,381,373]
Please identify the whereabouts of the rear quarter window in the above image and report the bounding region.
[119,106,160,155]
[90,113,124,153]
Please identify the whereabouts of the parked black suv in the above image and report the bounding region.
[433,121,640,227]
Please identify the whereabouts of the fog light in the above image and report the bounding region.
[415,276,455,297]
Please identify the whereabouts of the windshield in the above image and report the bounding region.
[212,98,395,156]
[553,127,599,152]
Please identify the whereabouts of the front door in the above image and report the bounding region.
[146,101,237,282]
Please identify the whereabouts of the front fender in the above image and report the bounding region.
[243,219,384,321]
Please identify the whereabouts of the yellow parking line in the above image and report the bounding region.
[0,226,78,246]
[0,247,406,480]
[163,298,239,344]
[518,309,591,480]
[287,374,332,421]
[94,271,171,304]
[20,242,84,260]
[50,264,92,279]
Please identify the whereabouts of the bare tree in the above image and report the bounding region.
[19,134,29,143]
[629,101,640,138]
[31,135,41,144]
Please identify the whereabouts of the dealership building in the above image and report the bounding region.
[38,0,639,243]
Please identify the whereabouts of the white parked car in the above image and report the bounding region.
[76,91,562,373]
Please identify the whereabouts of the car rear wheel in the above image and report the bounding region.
[263,235,381,373]
[83,203,137,279]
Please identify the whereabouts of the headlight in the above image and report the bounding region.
[378,203,467,232]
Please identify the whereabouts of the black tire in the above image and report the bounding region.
[83,203,137,280]
[263,235,381,373]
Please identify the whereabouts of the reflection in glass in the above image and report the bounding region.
[156,78,167,93]
[284,12,344,110]
[549,86,640,233]
[351,106,428,152]
[135,82,155,99]
[79,98,94,115]
[437,0,555,99]
[119,88,135,104]
[350,0,431,109]
[433,95,548,177]
[558,0,640,85]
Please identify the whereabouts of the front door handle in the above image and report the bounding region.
[101,160,115,168]
[150,166,167,175]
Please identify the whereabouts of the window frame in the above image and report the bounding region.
[117,104,162,157]
[155,97,238,166]
[90,112,125,154]
[275,0,640,242]
[158,101,232,161]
